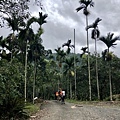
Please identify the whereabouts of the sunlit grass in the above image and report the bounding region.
[24,103,41,116]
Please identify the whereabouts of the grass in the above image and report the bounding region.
[66,99,120,106]
[24,103,41,116]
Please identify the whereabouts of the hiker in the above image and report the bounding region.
[58,88,62,101]
[55,91,59,100]
[61,90,65,104]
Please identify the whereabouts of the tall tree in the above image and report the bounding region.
[99,32,120,101]
[63,54,79,99]
[55,47,66,89]
[0,0,43,27]
[18,17,36,103]
[4,15,25,62]
[87,17,102,100]
[18,11,47,103]
[76,0,94,100]
[63,57,75,99]
[29,12,47,104]
[28,30,45,104]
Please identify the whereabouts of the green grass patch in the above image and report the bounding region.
[24,103,41,116]
[66,99,120,106]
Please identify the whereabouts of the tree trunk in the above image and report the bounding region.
[74,29,77,99]
[67,75,69,99]
[70,76,72,99]
[95,38,100,100]
[24,40,28,103]
[86,15,91,101]
[108,48,113,101]
[33,58,36,104]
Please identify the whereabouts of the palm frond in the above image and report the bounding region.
[81,47,88,53]
[83,8,89,15]
[90,1,94,7]
[99,32,120,48]
[76,5,85,12]
[91,29,100,39]
[86,17,102,30]
[96,29,100,38]
[62,39,71,47]
[91,29,95,39]
[26,17,37,28]
[79,0,94,7]
[111,36,120,43]
[38,12,48,25]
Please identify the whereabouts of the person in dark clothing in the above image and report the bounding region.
[61,90,65,104]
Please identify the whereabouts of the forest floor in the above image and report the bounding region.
[29,100,120,120]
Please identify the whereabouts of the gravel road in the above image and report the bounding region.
[30,100,120,120]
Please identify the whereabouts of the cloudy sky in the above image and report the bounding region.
[1,0,120,57]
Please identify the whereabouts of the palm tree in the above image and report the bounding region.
[27,12,47,29]
[18,17,37,103]
[28,12,47,104]
[4,15,25,62]
[62,39,74,54]
[55,47,66,89]
[80,46,88,57]
[4,15,25,32]
[63,56,79,99]
[99,32,120,101]
[18,12,47,103]
[55,47,66,68]
[28,32,45,104]
[87,17,102,100]
[76,0,94,100]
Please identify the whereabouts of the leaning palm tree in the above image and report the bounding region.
[87,17,102,100]
[76,0,94,100]
[99,32,120,101]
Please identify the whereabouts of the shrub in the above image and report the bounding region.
[0,96,29,120]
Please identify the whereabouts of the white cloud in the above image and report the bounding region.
[1,0,120,57]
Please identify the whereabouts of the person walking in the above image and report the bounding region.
[61,90,65,104]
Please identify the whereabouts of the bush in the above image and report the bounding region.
[0,74,29,120]
[0,96,29,120]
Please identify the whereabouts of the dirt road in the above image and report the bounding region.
[30,100,120,120]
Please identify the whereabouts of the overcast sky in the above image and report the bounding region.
[1,0,120,57]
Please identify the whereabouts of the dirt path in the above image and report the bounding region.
[30,100,120,120]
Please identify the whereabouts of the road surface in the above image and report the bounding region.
[30,100,120,120]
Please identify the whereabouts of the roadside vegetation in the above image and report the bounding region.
[25,103,41,116]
